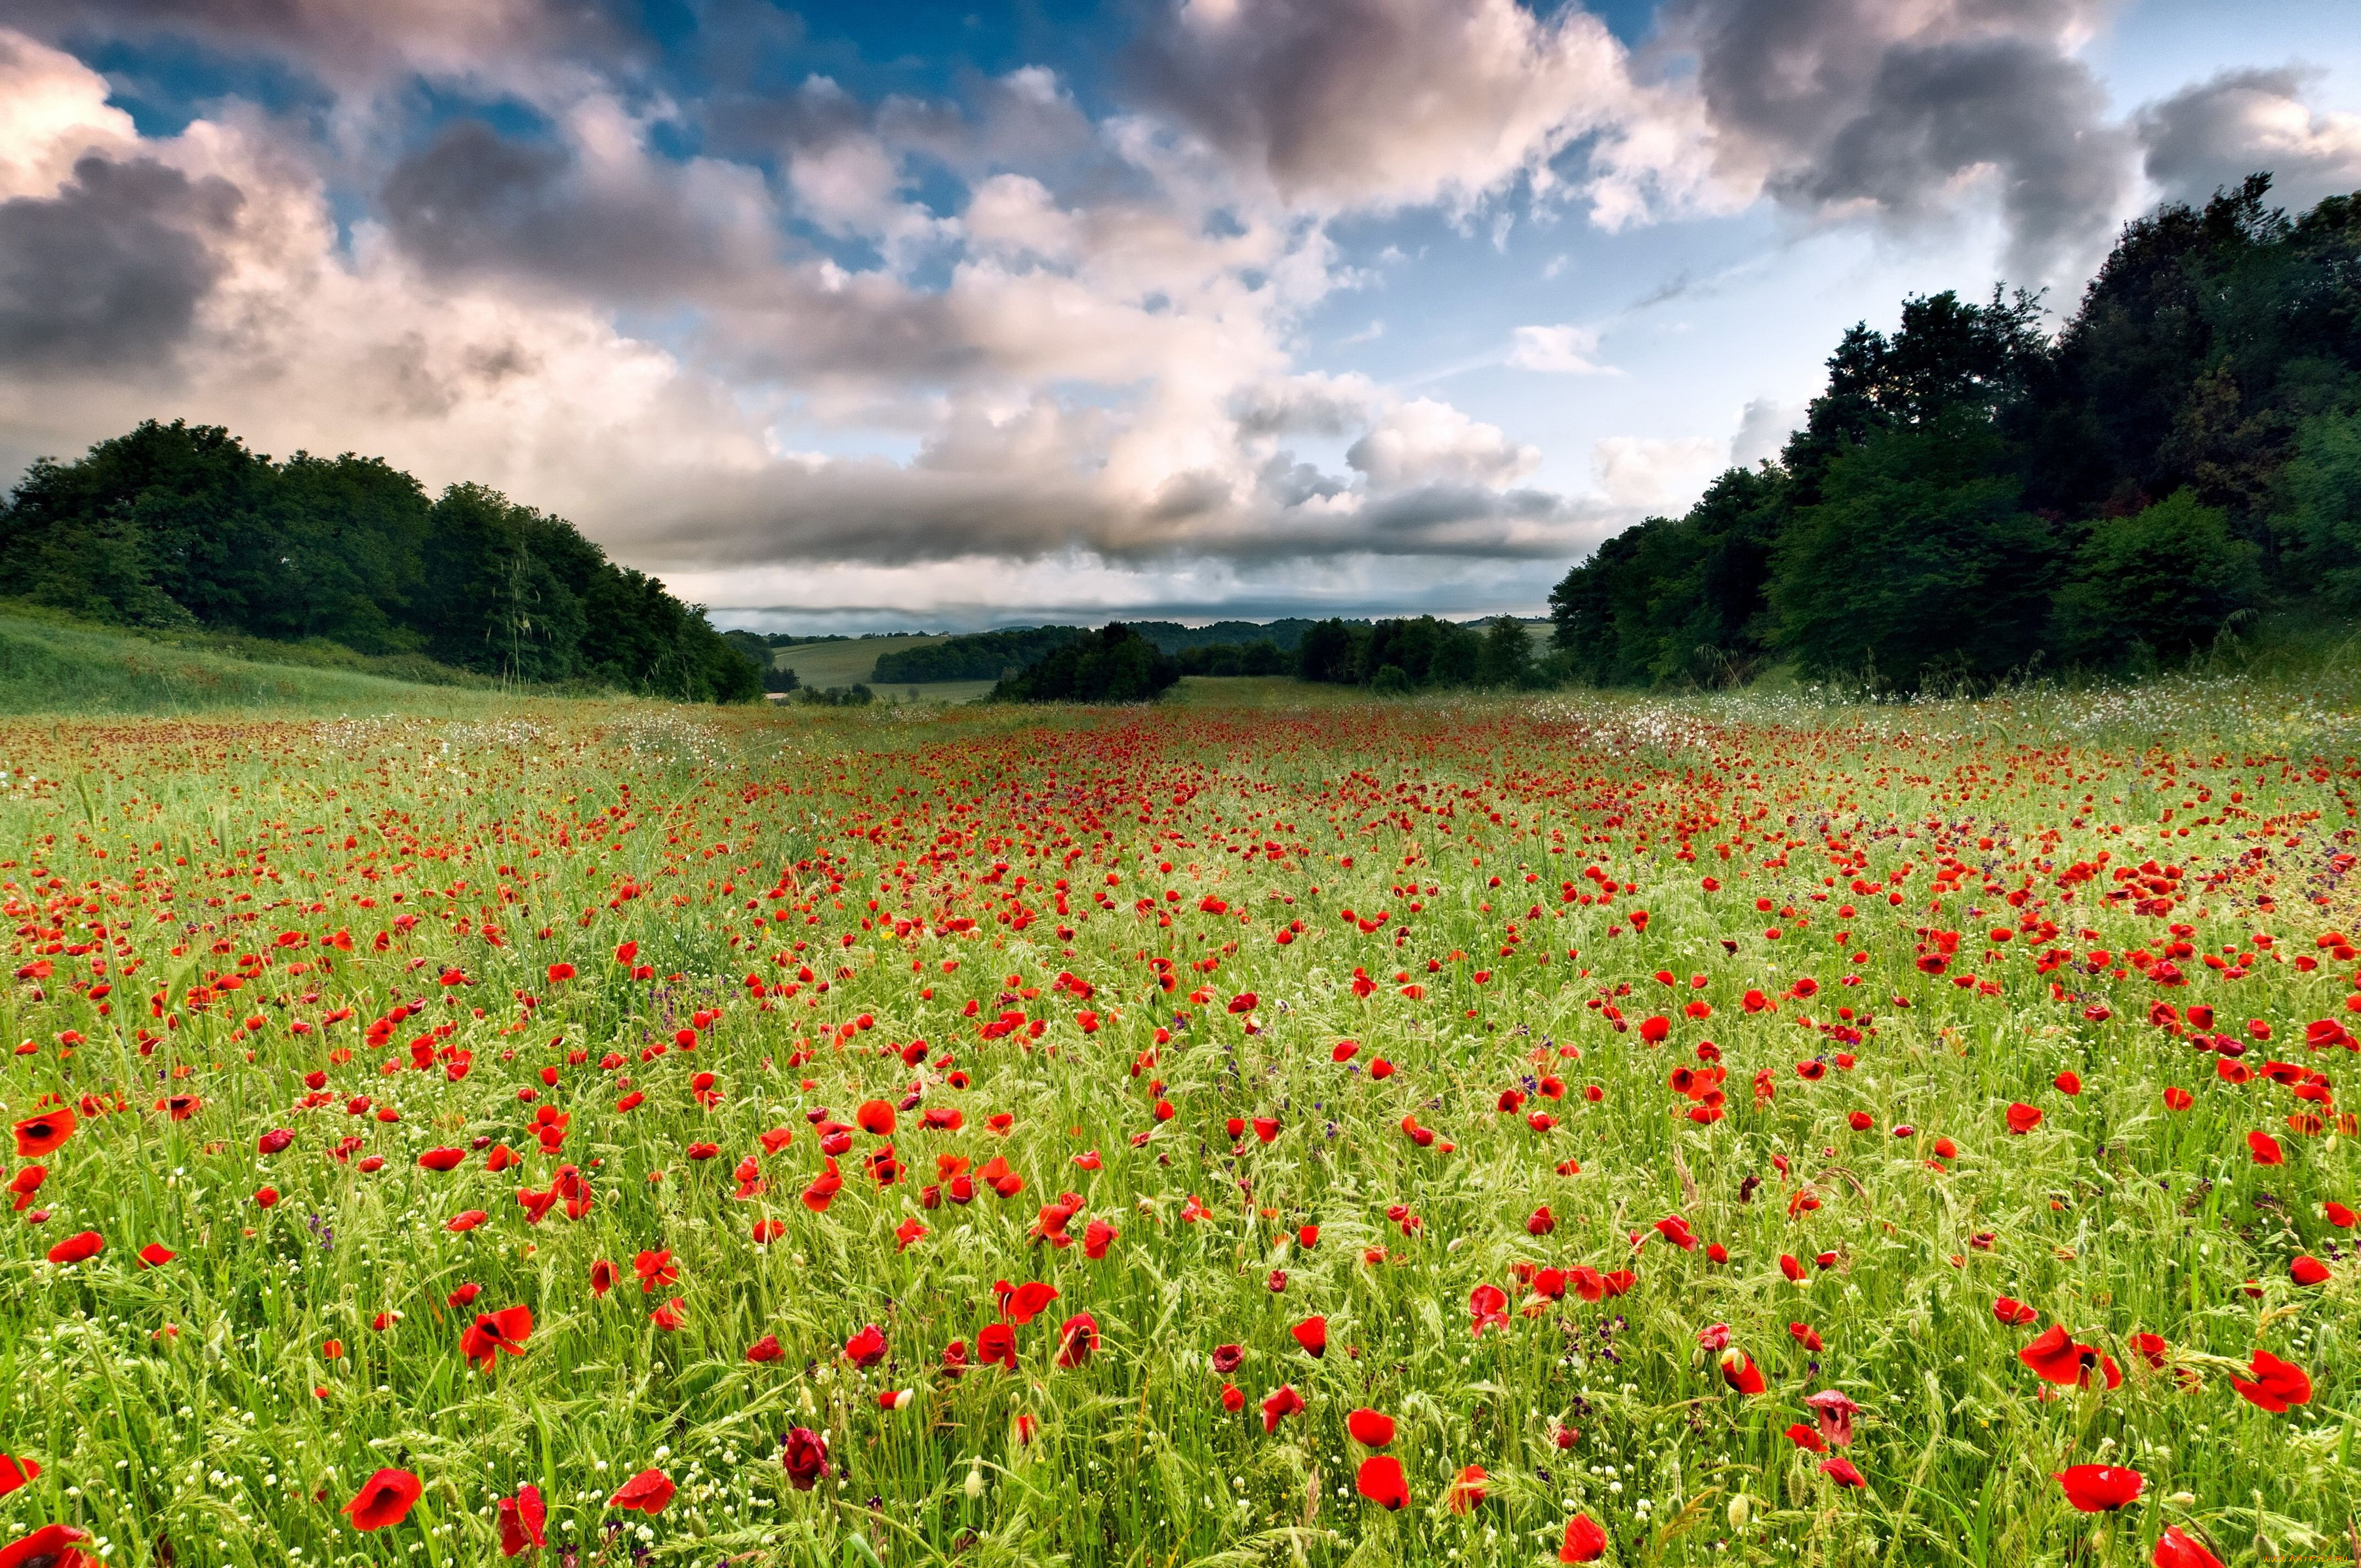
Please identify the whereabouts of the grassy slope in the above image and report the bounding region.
[0,610,529,717]
[767,634,948,687]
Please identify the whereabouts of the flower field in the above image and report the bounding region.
[3,679,2360,1567]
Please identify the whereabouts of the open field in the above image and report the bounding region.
[2,673,2360,1566]
[767,637,950,691]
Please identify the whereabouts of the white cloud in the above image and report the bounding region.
[1590,434,1725,510]
[1507,323,1613,374]
[2139,68,2361,209]
[1347,397,1537,489]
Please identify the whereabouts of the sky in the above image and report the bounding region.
[3,1,2360,633]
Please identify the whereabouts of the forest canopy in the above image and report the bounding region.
[0,420,762,702]
[1550,175,2361,691]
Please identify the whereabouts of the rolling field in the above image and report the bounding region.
[2,675,2360,1567]
[767,637,948,690]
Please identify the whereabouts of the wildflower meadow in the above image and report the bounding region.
[3,677,2360,1567]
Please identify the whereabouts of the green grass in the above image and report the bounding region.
[0,670,2358,1567]
[767,635,950,689]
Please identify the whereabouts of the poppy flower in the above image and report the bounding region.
[1819,1456,1866,1488]
[2005,1103,2042,1135]
[2228,1348,2312,1412]
[1083,1218,1119,1258]
[608,1469,674,1514]
[1804,1388,1857,1447]
[497,1483,546,1557]
[2291,1255,2331,1286]
[1560,1512,1609,1562]
[44,1232,101,1266]
[1784,1422,1826,1452]
[1788,1322,1822,1352]
[1718,1348,1766,1395]
[0,1455,37,1497]
[2053,1465,2143,1512]
[746,1333,784,1363]
[1354,1455,1408,1510]
[343,1468,422,1532]
[2151,1525,2226,1568]
[1002,1280,1059,1325]
[589,1258,617,1297]
[2018,1324,2100,1386]
[0,1525,93,1568]
[978,1323,1017,1369]
[650,1298,687,1331]
[12,1110,73,1159]
[782,1428,830,1491]
[2054,1070,2081,1096]
[1528,1205,1556,1236]
[2249,1130,2285,1165]
[1291,1316,1327,1357]
[1346,1408,1395,1447]
[1055,1314,1099,1369]
[857,1099,896,1136]
[416,1147,466,1173]
[1654,1214,1697,1250]
[1446,1464,1487,1514]
[460,1305,534,1371]
[1261,1384,1304,1433]
[1469,1283,1510,1334]
[1992,1297,2038,1327]
[2328,1201,2360,1228]
[136,1243,174,1268]
[633,1250,678,1293]
[845,1324,888,1368]
[2163,1087,2193,1112]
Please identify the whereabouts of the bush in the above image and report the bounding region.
[2053,489,2263,665]
[991,624,1179,703]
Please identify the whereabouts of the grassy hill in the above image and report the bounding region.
[0,607,531,715]
[765,633,948,689]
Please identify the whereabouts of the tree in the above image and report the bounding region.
[992,624,1180,703]
[1475,616,1538,688]
[1768,410,2057,690]
[2053,489,2261,664]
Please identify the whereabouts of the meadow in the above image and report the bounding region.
[1,670,2358,1568]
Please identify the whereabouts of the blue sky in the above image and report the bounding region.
[4,0,2359,630]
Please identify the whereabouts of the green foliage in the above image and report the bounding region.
[1771,411,2057,687]
[990,623,1180,702]
[2053,490,2263,664]
[1174,639,1291,676]
[0,420,761,703]
[872,626,1083,683]
[1550,176,2361,691]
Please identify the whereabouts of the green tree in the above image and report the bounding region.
[2274,409,2361,611]
[1769,411,2057,690]
[2052,489,2261,664]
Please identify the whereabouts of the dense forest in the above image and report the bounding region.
[0,420,763,702]
[875,618,1324,683]
[1551,175,2361,691]
[989,624,1180,702]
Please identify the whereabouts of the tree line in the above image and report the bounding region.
[1550,174,2361,691]
[0,420,763,702]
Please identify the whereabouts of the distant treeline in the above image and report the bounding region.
[990,624,1180,703]
[991,614,1549,702]
[0,421,762,702]
[873,618,1329,683]
[1552,175,2361,692]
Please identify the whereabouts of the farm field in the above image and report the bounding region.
[767,637,949,691]
[2,675,2360,1568]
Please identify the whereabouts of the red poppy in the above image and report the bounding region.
[1291,1316,1327,1357]
[1992,1297,2038,1327]
[857,1099,896,1136]
[1784,1422,1826,1451]
[1468,1283,1510,1334]
[609,1469,674,1514]
[1261,1384,1304,1433]
[2151,1525,2226,1568]
[416,1147,466,1173]
[1788,1321,1822,1352]
[589,1258,617,1297]
[0,1455,37,1497]
[1560,1512,1608,1563]
[978,1323,1017,1369]
[1083,1218,1118,1258]
[1354,1455,1408,1510]
[2292,1255,2331,1286]
[1346,1408,1395,1447]
[1718,1348,1766,1395]
[1654,1214,1697,1250]
[1805,1388,1858,1446]
[2018,1323,2103,1386]
[1447,1464,1487,1514]
[344,1468,422,1532]
[480,1481,542,1558]
[746,1333,784,1363]
[2054,1070,2081,1096]
[2229,1348,2312,1412]
[1819,1456,1866,1488]
[2053,1464,2143,1512]
[460,1305,534,1371]
[2328,1201,2359,1228]
[2163,1087,2193,1111]
[0,1525,94,1568]
[633,1250,678,1293]
[650,1298,686,1331]
[12,1111,73,1159]
[845,1323,888,1368]
[1055,1314,1099,1369]
[2005,1103,2042,1135]
[998,1279,1057,1325]
[136,1243,174,1268]
[2249,1130,2285,1165]
[781,1427,830,1491]
[44,1232,101,1266]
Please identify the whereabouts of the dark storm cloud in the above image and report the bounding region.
[380,119,774,301]
[1674,0,2135,280]
[0,153,242,371]
[2137,68,2361,209]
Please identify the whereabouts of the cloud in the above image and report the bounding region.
[2137,68,2361,210]
[1127,0,1644,215]
[1590,433,1724,510]
[0,153,243,372]
[1507,323,1613,374]
[1665,0,2136,283]
[1346,398,1537,489]
[1729,395,1802,468]
[380,104,778,302]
